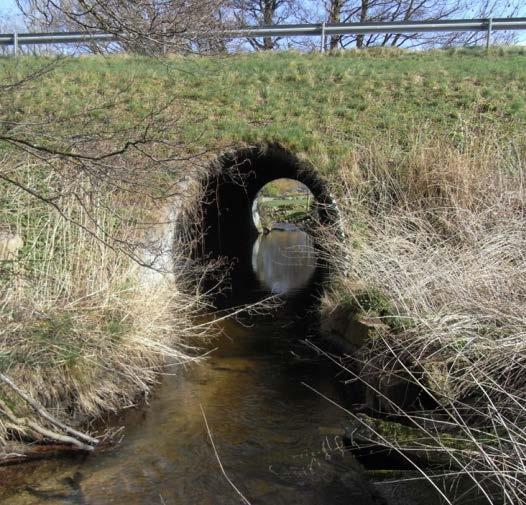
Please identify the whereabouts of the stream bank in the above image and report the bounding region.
[319,285,510,505]
[0,229,495,505]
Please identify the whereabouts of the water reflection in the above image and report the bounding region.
[0,318,361,505]
[251,230,316,295]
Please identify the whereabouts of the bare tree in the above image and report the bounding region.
[0,11,27,56]
[0,16,8,57]
[0,66,204,268]
[317,0,524,49]
[230,0,301,50]
[327,0,344,49]
[0,54,213,456]
[17,0,229,55]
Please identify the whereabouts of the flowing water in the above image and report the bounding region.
[0,231,490,505]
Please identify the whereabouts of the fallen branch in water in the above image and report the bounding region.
[0,441,94,464]
[193,294,282,330]
[0,398,95,452]
[200,403,251,505]
[0,372,98,450]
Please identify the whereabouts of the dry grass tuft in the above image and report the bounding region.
[326,129,526,502]
[0,157,204,454]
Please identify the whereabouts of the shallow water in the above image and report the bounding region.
[0,231,493,505]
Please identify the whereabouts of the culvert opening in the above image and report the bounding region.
[196,144,338,308]
[250,179,318,296]
[251,178,318,233]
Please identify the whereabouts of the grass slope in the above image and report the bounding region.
[1,47,526,171]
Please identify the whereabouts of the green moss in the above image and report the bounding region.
[353,413,501,465]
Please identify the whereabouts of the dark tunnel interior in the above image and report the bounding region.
[198,144,338,308]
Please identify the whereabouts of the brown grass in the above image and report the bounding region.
[0,156,204,454]
[325,127,526,502]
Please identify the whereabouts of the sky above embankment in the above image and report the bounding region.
[1,0,525,44]
[0,0,18,17]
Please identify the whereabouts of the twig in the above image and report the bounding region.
[200,403,251,505]
[0,399,94,451]
[192,295,281,330]
[0,372,98,447]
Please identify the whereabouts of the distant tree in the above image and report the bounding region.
[315,0,524,49]
[0,12,26,56]
[230,0,303,50]
[17,0,229,55]
[0,15,8,56]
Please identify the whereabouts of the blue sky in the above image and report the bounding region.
[0,0,24,27]
[0,0,18,16]
[1,0,524,43]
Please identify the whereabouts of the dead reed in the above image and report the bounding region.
[0,156,204,456]
[324,128,526,503]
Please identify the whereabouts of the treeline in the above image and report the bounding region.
[8,0,526,54]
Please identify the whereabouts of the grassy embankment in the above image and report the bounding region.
[1,48,525,490]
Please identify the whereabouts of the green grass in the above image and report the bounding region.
[256,194,315,228]
[261,195,310,208]
[1,47,526,174]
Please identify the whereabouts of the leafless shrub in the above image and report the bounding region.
[313,0,523,49]
[17,0,230,55]
[0,45,212,455]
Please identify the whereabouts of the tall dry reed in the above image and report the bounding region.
[0,157,203,452]
[325,129,526,503]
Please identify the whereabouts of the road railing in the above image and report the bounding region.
[1,17,526,55]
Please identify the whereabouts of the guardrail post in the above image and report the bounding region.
[13,31,18,57]
[320,22,326,53]
[486,17,493,52]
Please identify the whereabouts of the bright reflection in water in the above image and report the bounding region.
[251,230,316,295]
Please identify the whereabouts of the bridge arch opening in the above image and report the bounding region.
[197,144,338,306]
[251,178,318,233]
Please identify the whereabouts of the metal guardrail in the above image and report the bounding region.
[1,17,526,55]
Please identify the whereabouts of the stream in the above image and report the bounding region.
[0,230,488,505]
